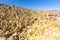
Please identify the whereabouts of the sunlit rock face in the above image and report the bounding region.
[0,4,60,40]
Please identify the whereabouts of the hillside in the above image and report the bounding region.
[0,4,60,40]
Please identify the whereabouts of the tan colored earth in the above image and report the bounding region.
[0,4,60,40]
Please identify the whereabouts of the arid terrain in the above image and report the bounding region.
[0,4,60,40]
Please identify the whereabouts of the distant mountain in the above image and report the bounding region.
[0,4,60,40]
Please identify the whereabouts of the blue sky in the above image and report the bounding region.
[0,0,60,10]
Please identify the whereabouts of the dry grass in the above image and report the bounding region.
[0,4,60,40]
